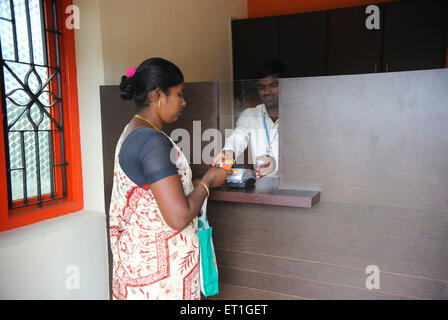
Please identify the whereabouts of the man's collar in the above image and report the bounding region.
[261,104,279,123]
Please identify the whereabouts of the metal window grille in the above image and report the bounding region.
[0,0,67,209]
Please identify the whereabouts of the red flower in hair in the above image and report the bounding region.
[126,67,137,78]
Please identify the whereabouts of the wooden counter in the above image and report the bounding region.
[210,176,320,208]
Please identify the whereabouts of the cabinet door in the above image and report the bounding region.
[327,5,383,75]
[232,17,278,80]
[278,11,327,77]
[382,0,447,72]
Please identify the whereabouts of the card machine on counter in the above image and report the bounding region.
[225,166,256,189]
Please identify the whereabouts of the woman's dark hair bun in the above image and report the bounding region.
[119,75,134,100]
[119,57,184,109]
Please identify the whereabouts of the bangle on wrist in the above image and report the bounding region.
[199,182,210,197]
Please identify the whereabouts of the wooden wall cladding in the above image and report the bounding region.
[100,85,132,215]
[100,82,219,213]
[278,69,448,213]
[206,201,448,300]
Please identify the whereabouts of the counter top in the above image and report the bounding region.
[209,177,320,208]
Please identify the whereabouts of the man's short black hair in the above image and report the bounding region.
[256,59,287,79]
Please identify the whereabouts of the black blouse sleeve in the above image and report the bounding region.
[118,127,178,187]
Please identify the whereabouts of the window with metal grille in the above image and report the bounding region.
[0,0,67,209]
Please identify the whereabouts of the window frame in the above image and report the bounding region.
[0,0,83,232]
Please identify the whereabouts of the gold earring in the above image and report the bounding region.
[158,99,161,108]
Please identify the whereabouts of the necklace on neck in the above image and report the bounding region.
[134,114,161,132]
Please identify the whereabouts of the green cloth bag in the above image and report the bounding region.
[198,198,219,297]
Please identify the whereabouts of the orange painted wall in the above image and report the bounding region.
[247,0,394,18]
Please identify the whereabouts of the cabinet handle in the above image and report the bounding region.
[386,63,389,72]
[374,63,377,73]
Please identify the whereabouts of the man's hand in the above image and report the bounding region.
[212,150,235,168]
[255,155,276,178]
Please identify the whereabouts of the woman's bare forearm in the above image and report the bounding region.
[178,178,210,229]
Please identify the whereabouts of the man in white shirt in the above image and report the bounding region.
[212,59,286,178]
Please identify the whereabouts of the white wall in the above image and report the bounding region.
[0,211,109,299]
[95,0,247,145]
[75,0,106,213]
[99,0,247,84]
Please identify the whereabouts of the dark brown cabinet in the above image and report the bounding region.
[327,5,383,75]
[382,0,447,72]
[231,17,278,80]
[231,0,447,79]
[278,11,327,77]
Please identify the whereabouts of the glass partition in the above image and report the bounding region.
[165,78,281,179]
